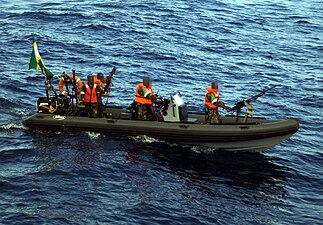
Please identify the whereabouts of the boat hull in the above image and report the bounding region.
[23,109,299,152]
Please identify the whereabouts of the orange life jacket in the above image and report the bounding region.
[94,77,104,89]
[83,83,98,103]
[94,77,105,96]
[205,86,220,109]
[58,74,83,96]
[134,83,153,105]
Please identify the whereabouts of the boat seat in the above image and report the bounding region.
[185,118,198,123]
[119,112,132,120]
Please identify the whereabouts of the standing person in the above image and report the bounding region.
[94,72,105,90]
[95,72,105,117]
[80,75,103,118]
[133,77,158,120]
[205,81,231,124]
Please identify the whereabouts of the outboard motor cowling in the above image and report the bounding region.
[36,96,68,113]
[162,92,188,122]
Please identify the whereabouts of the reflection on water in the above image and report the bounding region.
[123,140,289,195]
[7,132,293,224]
[121,140,292,223]
[28,131,289,198]
[28,132,103,173]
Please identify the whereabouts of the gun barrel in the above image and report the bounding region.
[231,85,277,111]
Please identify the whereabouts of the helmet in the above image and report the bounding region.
[211,81,218,90]
[143,77,152,87]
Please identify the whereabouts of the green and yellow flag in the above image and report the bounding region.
[29,41,53,78]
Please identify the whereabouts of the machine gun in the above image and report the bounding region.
[231,85,277,122]
[104,67,116,94]
[231,85,277,111]
[104,66,116,105]
[154,95,170,116]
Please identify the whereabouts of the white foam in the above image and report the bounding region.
[14,109,29,116]
[1,123,27,130]
[86,131,101,139]
[130,135,163,144]
[190,145,215,154]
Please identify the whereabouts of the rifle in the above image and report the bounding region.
[104,66,117,105]
[231,85,277,111]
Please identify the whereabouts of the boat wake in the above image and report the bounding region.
[1,123,27,131]
[189,145,217,154]
[129,135,218,154]
[85,131,101,139]
[130,135,165,144]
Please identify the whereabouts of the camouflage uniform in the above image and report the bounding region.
[205,91,221,124]
[206,107,221,124]
[84,102,99,118]
[135,103,152,121]
[205,82,231,124]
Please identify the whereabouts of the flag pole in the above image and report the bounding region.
[31,34,56,113]
[39,60,56,113]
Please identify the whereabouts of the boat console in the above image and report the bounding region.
[160,92,189,122]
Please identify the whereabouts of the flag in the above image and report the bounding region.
[29,41,53,78]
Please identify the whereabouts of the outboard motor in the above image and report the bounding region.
[162,92,188,122]
[36,96,68,113]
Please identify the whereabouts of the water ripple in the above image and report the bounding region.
[0,0,322,224]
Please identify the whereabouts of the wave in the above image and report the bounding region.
[129,135,165,144]
[0,0,321,224]
[0,97,20,109]
[74,23,112,31]
[8,10,90,21]
[2,83,26,95]
[0,123,27,130]
[294,20,311,25]
[85,131,101,139]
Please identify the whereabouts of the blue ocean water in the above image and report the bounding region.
[0,0,322,224]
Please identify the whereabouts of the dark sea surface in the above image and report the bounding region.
[0,0,322,224]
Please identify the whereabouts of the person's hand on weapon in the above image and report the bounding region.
[151,94,158,103]
[224,105,232,112]
[58,93,66,98]
[216,101,232,112]
[97,89,103,97]
[155,96,165,106]
[78,94,84,105]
